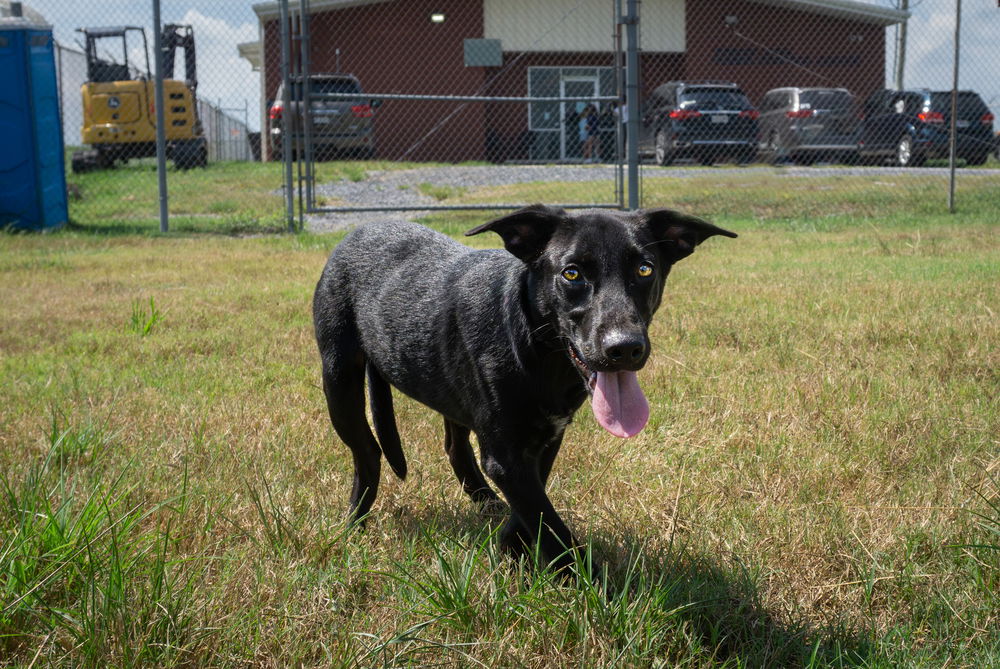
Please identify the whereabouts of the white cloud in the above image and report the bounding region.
[176,10,259,124]
[900,5,1000,112]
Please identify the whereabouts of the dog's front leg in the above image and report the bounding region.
[481,445,579,572]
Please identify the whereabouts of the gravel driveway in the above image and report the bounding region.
[307,164,626,232]
[305,163,999,232]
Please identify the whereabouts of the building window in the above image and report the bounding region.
[713,48,755,66]
[757,48,796,66]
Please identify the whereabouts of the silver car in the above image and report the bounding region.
[758,87,858,164]
[269,74,377,160]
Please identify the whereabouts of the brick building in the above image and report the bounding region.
[241,0,908,162]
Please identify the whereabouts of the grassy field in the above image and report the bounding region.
[62,158,413,235]
[1,164,998,666]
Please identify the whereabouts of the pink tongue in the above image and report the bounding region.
[591,371,650,438]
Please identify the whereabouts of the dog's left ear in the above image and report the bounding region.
[642,208,737,261]
[465,204,566,262]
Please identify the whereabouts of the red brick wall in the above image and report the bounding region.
[263,0,487,162]
[684,0,886,106]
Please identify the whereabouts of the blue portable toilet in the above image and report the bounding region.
[0,15,68,231]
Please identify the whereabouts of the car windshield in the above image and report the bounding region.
[930,92,988,118]
[799,90,852,111]
[679,89,748,111]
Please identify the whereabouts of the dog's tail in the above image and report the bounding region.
[366,361,407,480]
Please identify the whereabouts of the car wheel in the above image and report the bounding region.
[766,131,789,164]
[654,130,672,166]
[765,130,778,153]
[895,134,915,167]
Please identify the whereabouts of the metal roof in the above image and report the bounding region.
[748,0,910,26]
[250,0,909,26]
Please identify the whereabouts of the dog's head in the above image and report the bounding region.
[466,204,736,438]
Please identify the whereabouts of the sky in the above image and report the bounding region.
[24,0,1000,133]
[31,0,261,128]
[892,0,999,112]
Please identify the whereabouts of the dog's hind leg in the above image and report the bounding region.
[321,354,382,524]
[443,419,501,509]
[367,362,407,480]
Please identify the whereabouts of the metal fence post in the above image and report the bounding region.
[300,0,314,213]
[152,0,169,232]
[278,0,295,231]
[948,0,961,213]
[624,0,640,211]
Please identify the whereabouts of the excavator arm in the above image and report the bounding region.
[160,24,197,97]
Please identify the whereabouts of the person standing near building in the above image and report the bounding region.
[581,104,600,163]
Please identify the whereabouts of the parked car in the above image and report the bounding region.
[857,88,994,167]
[638,81,759,166]
[269,73,378,160]
[758,87,858,164]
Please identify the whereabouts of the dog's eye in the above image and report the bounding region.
[561,266,582,282]
[637,262,654,278]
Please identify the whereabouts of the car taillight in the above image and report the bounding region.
[785,109,813,119]
[982,112,995,126]
[668,109,702,120]
[269,103,283,121]
[740,109,760,120]
[351,104,374,118]
[917,111,944,124]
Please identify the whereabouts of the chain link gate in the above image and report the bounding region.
[270,0,639,230]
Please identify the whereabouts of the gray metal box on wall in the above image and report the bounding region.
[464,39,502,67]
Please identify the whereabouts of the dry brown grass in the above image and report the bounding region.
[1,182,998,665]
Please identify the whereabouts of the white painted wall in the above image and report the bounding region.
[484,0,685,53]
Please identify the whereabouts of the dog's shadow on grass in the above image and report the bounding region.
[386,504,878,667]
[597,529,879,667]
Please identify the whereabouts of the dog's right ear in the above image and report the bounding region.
[465,204,566,262]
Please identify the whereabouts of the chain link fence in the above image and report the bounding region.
[10,0,999,232]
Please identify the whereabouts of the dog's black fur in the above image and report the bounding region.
[313,205,735,569]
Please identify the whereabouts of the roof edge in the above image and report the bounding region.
[252,0,390,21]
[747,0,910,26]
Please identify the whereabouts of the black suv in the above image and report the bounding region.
[638,81,759,165]
[269,73,378,160]
[857,88,994,167]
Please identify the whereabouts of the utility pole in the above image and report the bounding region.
[893,0,909,89]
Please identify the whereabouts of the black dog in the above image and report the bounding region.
[313,205,735,569]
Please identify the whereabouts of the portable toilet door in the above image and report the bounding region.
[0,16,68,231]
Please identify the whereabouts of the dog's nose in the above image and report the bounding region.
[602,332,647,368]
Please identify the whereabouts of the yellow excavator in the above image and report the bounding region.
[71,24,207,172]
